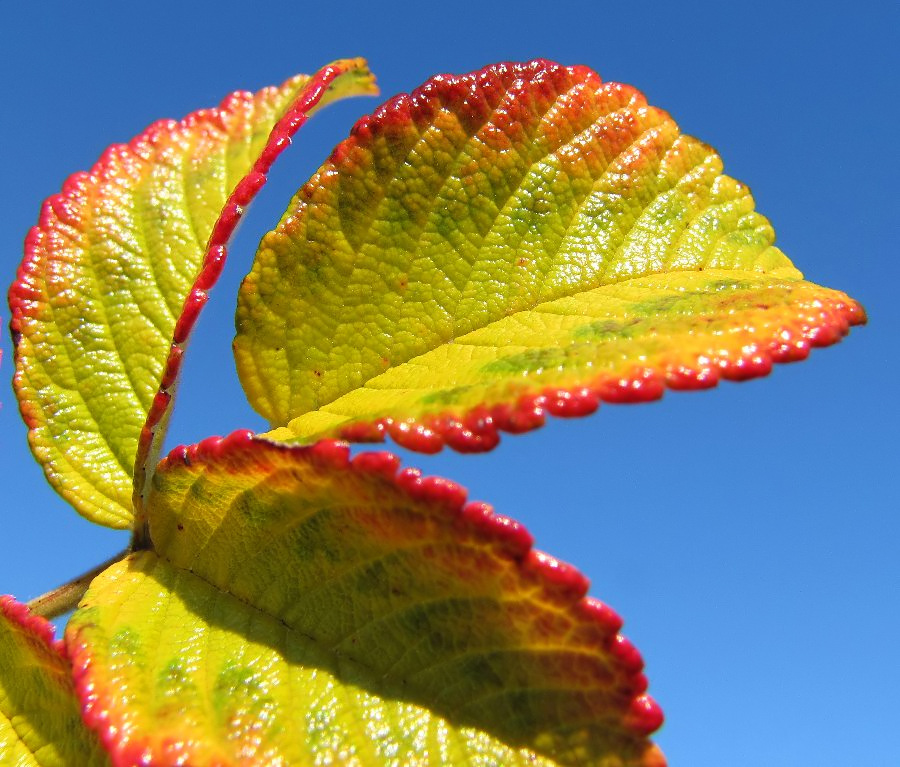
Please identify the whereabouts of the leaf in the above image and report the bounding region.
[0,596,107,766]
[234,59,864,452]
[9,60,378,528]
[131,59,379,527]
[66,433,665,766]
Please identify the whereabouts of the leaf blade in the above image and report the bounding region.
[269,270,863,450]
[67,434,665,766]
[0,596,107,766]
[234,59,864,451]
[132,59,379,528]
[9,61,377,528]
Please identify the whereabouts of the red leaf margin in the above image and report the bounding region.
[0,594,63,656]
[131,58,377,515]
[8,57,376,529]
[336,290,865,453]
[239,58,865,454]
[1,596,113,765]
[67,430,667,767]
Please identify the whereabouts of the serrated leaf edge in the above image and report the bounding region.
[0,595,63,657]
[67,430,665,766]
[130,58,377,532]
[275,287,865,453]
[8,64,372,528]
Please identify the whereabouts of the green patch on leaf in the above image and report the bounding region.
[572,319,643,342]
[481,348,574,376]
[420,385,477,406]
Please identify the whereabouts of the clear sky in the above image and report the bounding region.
[1,2,896,765]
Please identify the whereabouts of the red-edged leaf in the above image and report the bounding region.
[0,596,107,765]
[132,58,379,524]
[9,60,377,528]
[234,59,864,453]
[66,433,665,766]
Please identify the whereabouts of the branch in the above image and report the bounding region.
[27,548,130,620]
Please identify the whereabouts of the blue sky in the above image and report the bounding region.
[1,2,896,764]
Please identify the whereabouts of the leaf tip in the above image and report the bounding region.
[608,633,646,675]
[460,501,535,558]
[386,418,445,453]
[524,550,592,601]
[1,594,59,651]
[349,449,402,479]
[395,468,469,509]
[308,438,352,468]
[575,596,625,635]
[625,694,666,737]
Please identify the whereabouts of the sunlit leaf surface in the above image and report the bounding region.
[10,61,377,527]
[67,433,665,766]
[0,597,107,766]
[235,59,864,452]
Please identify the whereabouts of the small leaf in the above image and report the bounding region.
[234,59,864,452]
[0,596,107,766]
[10,60,377,528]
[66,433,665,766]
[132,58,379,526]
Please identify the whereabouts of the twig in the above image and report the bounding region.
[27,548,130,620]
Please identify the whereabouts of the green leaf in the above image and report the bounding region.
[66,433,665,766]
[234,59,864,452]
[9,60,377,528]
[0,596,107,766]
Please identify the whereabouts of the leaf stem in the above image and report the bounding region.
[27,548,130,620]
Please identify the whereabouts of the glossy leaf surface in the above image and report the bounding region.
[235,59,864,452]
[10,61,377,528]
[66,433,664,766]
[0,597,107,766]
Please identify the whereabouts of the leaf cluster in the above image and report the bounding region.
[0,58,863,766]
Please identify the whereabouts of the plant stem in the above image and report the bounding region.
[27,548,130,620]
